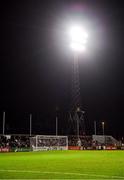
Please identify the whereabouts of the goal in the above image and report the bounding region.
[30,135,68,151]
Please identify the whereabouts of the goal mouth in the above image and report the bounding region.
[30,135,68,151]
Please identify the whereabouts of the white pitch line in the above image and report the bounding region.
[0,169,124,179]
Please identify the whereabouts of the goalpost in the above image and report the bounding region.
[30,135,68,151]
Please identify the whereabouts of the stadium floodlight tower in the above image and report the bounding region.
[69,25,88,146]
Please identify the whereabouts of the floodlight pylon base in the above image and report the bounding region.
[69,108,85,140]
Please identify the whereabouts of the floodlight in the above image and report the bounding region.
[70,26,88,43]
[69,26,88,52]
[102,122,105,125]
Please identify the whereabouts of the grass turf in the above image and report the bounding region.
[0,150,124,179]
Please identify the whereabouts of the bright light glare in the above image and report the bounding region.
[69,26,88,52]
[70,26,88,44]
[82,39,87,44]
[70,42,86,52]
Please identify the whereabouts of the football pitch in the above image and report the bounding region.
[0,150,124,179]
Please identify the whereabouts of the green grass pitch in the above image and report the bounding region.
[0,150,124,179]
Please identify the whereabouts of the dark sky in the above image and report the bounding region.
[1,0,124,138]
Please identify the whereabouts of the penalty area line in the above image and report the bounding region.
[0,169,124,179]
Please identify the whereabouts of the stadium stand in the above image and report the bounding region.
[0,135,30,149]
[92,135,120,146]
[0,134,123,151]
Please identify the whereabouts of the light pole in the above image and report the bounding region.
[102,121,105,136]
[69,26,88,144]
[3,112,5,136]
[94,121,97,135]
[56,116,58,136]
[30,114,32,136]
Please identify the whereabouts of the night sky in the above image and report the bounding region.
[1,0,124,139]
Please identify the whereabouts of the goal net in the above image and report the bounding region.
[30,135,68,151]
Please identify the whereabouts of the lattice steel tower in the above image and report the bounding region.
[68,26,88,143]
[69,53,85,141]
